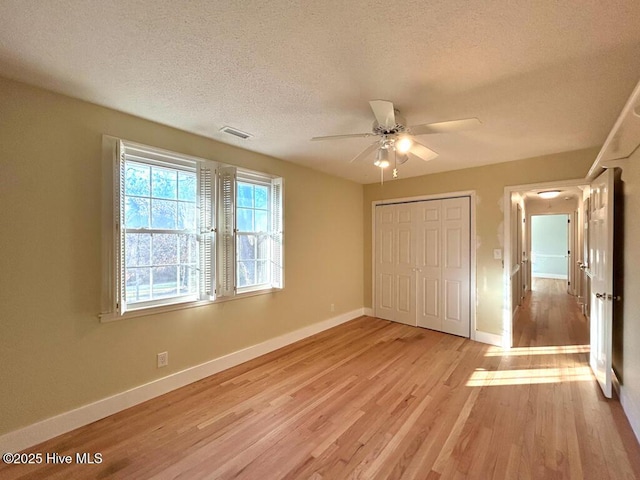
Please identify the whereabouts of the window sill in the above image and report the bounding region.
[99,287,282,323]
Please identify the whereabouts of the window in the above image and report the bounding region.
[236,178,271,290]
[101,138,283,320]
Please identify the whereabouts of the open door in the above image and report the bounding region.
[588,168,614,398]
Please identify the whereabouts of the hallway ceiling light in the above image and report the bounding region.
[538,190,561,199]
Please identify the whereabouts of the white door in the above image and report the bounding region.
[375,197,470,336]
[441,197,471,337]
[374,204,416,326]
[375,205,396,322]
[395,203,417,326]
[415,197,470,337]
[416,200,442,331]
[589,168,614,398]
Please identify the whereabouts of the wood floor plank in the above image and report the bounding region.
[2,287,639,479]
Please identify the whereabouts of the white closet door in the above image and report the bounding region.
[374,204,416,326]
[394,203,417,326]
[416,200,442,331]
[416,197,470,336]
[375,197,469,335]
[375,205,396,322]
[441,197,470,337]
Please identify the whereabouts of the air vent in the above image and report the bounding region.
[219,126,252,140]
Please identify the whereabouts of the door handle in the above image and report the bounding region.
[595,292,605,299]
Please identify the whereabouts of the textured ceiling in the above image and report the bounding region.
[1,1,640,184]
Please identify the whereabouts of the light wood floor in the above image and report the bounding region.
[513,278,589,347]
[3,314,639,479]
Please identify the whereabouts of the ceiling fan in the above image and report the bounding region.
[312,100,481,172]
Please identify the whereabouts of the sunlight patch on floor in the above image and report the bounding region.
[466,366,593,387]
[484,344,590,357]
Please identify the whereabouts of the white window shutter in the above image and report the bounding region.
[217,166,236,297]
[117,142,127,315]
[199,166,215,300]
[271,177,284,289]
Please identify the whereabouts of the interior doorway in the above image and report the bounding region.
[530,214,570,287]
[503,180,590,348]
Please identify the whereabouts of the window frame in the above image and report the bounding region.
[100,136,284,322]
[235,175,272,293]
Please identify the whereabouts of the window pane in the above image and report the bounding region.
[152,167,177,200]
[256,260,269,285]
[126,267,151,303]
[178,171,196,201]
[179,265,197,295]
[151,199,177,229]
[255,186,268,209]
[238,235,256,260]
[152,234,178,265]
[125,163,150,197]
[237,261,256,287]
[152,266,178,298]
[237,183,254,207]
[237,208,254,231]
[255,210,268,232]
[256,234,269,260]
[125,197,150,228]
[179,234,197,264]
[177,202,196,230]
[126,233,151,266]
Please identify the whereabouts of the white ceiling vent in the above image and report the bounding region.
[219,126,253,140]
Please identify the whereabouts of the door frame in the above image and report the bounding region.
[503,178,588,348]
[372,190,477,340]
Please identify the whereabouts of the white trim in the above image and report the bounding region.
[99,287,282,322]
[473,330,504,347]
[371,190,477,341]
[620,385,640,444]
[0,309,365,454]
[587,78,640,180]
[363,307,374,316]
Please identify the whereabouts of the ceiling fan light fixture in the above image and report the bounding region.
[538,190,561,199]
[374,147,390,168]
[395,136,413,154]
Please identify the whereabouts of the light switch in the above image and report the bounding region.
[493,249,502,260]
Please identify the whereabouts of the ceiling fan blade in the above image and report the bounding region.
[409,140,439,162]
[409,117,481,136]
[311,132,374,141]
[369,100,396,129]
[349,141,380,163]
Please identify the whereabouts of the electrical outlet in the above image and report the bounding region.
[330,303,335,312]
[493,249,502,260]
[157,351,168,368]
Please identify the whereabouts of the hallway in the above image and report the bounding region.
[513,278,589,347]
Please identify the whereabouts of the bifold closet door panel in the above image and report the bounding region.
[441,197,470,337]
[416,200,442,331]
[375,205,396,322]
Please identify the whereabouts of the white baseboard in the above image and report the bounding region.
[620,385,640,445]
[0,308,365,454]
[363,307,374,316]
[532,273,568,280]
[473,330,504,347]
